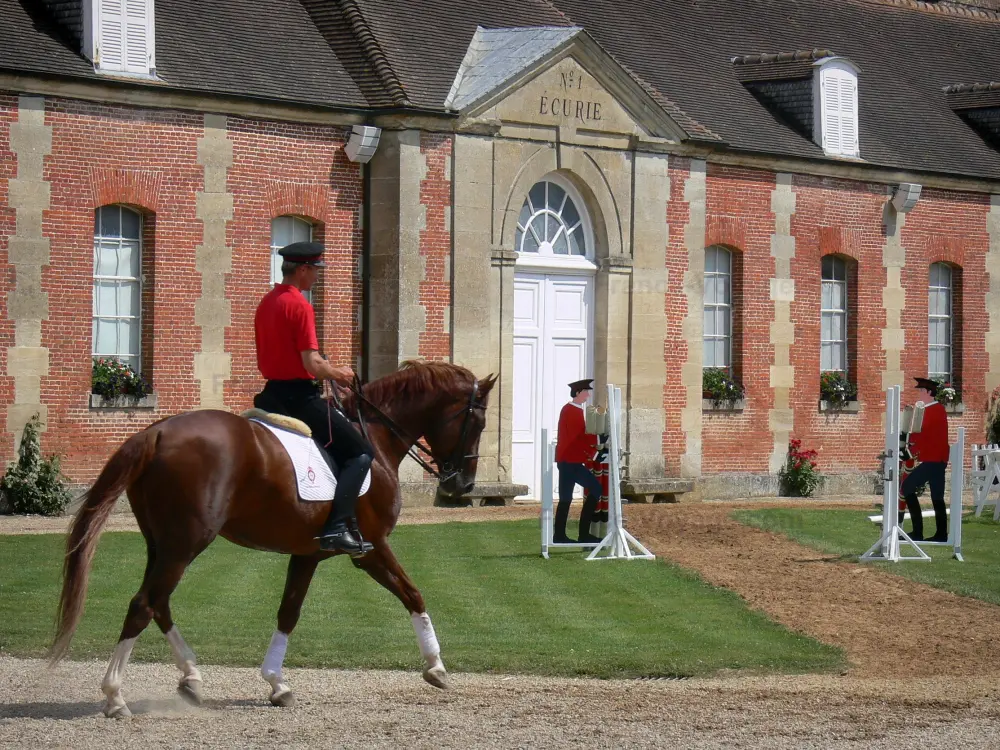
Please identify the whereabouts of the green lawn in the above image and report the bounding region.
[0,520,843,678]
[733,507,1000,605]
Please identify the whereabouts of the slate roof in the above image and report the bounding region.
[0,0,371,109]
[6,0,1000,180]
[444,26,583,111]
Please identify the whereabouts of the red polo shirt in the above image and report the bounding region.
[555,402,598,463]
[254,284,318,380]
[910,400,950,463]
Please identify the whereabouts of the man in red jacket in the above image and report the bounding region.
[554,379,603,544]
[901,376,950,542]
[254,241,374,556]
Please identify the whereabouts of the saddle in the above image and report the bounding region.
[241,408,372,501]
[241,407,340,474]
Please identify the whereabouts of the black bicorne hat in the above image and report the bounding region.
[278,241,326,267]
[914,376,940,396]
[569,378,594,396]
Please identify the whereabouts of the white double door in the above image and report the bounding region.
[512,271,594,499]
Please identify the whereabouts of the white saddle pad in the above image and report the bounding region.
[252,420,372,502]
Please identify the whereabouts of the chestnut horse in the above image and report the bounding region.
[50,361,496,718]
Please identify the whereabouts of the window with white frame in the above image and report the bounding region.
[271,215,314,302]
[703,246,732,369]
[93,205,142,371]
[85,0,156,76]
[515,180,588,257]
[821,256,848,372]
[929,262,953,381]
[813,58,859,158]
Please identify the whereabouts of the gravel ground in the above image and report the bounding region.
[3,500,1000,748]
[1,658,998,749]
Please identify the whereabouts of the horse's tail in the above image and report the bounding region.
[49,427,160,664]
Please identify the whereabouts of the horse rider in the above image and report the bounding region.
[253,241,375,556]
[901,376,950,542]
[554,378,604,544]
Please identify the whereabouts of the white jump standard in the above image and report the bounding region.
[540,383,653,561]
[861,385,965,563]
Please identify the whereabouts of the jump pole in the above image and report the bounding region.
[586,384,655,561]
[861,387,965,562]
[861,385,930,562]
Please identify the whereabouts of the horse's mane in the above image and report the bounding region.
[358,360,478,409]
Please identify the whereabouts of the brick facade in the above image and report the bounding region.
[0,94,363,483]
[0,90,994,491]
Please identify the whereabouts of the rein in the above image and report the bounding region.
[328,375,484,483]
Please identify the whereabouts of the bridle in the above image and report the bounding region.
[330,376,487,485]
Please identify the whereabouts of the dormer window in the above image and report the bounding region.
[83,0,156,76]
[813,58,860,158]
[732,50,861,160]
[944,82,1000,149]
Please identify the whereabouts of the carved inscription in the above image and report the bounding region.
[538,69,602,123]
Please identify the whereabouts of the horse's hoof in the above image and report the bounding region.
[104,703,132,720]
[422,665,449,690]
[269,688,295,707]
[177,679,203,706]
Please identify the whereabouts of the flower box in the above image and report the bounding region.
[90,393,158,410]
[818,399,860,413]
[944,402,965,415]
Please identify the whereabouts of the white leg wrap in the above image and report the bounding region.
[261,631,289,680]
[166,626,202,685]
[411,611,441,666]
[101,637,137,717]
[261,631,293,704]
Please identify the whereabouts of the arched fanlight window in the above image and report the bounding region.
[515,180,587,257]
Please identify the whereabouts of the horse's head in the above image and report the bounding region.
[359,362,498,498]
[423,371,498,498]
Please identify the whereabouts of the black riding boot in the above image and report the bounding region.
[318,454,374,556]
[578,493,601,543]
[554,497,575,543]
[928,495,949,542]
[904,494,923,541]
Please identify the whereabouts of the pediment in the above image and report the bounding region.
[448,27,712,145]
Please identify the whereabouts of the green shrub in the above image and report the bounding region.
[92,358,151,399]
[0,414,73,516]
[702,368,744,408]
[778,439,823,497]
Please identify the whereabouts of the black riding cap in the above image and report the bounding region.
[569,378,594,396]
[278,241,326,267]
[913,376,940,396]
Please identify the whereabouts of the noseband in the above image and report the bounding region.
[335,377,486,485]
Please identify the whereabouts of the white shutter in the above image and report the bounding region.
[840,77,859,157]
[99,0,125,71]
[821,68,860,157]
[822,73,843,154]
[124,0,150,73]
